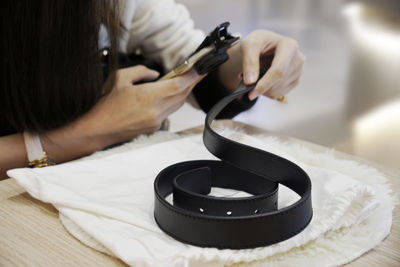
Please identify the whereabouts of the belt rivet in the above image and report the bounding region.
[199,208,204,213]
[226,211,232,216]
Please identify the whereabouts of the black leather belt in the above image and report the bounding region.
[153,82,313,249]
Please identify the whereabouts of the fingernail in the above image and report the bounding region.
[244,72,257,84]
[178,70,200,87]
[187,69,200,80]
[248,90,261,101]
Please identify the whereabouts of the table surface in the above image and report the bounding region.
[1,121,399,266]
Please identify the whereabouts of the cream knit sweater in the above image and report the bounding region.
[118,0,205,71]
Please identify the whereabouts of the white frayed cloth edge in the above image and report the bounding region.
[8,128,396,267]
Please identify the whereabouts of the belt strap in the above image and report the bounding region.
[154,82,313,249]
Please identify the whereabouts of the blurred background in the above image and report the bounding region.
[169,0,400,170]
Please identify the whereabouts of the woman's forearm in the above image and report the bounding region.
[40,118,105,165]
[0,65,202,179]
[0,134,28,179]
[0,119,106,179]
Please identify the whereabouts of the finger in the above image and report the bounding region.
[277,79,299,98]
[153,80,197,116]
[155,96,187,125]
[267,62,303,98]
[241,39,262,85]
[163,98,186,118]
[117,65,160,85]
[253,44,303,100]
[249,39,298,100]
[162,83,195,108]
[265,73,300,99]
[153,70,205,97]
[183,82,198,98]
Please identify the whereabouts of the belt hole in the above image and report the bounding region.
[254,209,259,214]
[226,211,232,216]
[199,208,204,213]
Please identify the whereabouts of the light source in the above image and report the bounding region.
[343,1,400,168]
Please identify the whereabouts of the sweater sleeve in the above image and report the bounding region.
[120,0,205,72]
[119,0,257,118]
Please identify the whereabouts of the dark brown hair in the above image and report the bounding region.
[0,0,119,134]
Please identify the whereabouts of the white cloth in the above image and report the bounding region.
[8,129,394,267]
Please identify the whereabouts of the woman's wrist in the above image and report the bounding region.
[40,116,108,164]
[0,111,113,178]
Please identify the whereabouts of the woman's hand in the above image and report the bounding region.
[77,65,203,148]
[0,65,202,174]
[219,29,305,100]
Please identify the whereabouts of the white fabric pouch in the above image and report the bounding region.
[8,129,395,267]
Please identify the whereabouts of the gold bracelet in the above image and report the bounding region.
[27,151,55,168]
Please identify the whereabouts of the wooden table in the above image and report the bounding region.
[1,121,399,266]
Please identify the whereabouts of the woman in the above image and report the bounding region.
[0,0,304,178]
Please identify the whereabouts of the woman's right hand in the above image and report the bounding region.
[80,65,203,148]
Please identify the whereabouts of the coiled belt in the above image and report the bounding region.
[154,82,313,249]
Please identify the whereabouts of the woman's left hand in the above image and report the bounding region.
[219,29,305,101]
